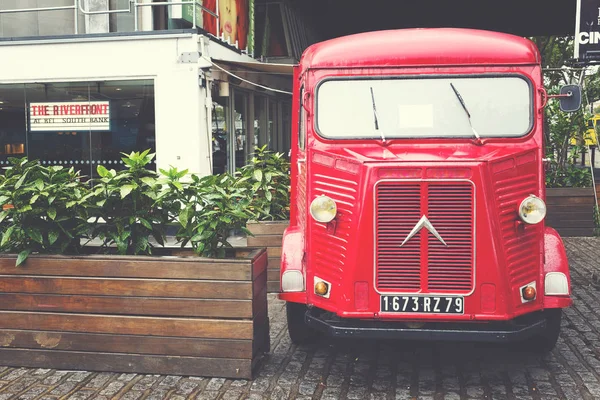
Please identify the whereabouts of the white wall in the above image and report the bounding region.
[0,33,212,175]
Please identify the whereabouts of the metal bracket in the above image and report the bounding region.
[198,70,206,88]
[180,52,212,70]
[180,52,201,63]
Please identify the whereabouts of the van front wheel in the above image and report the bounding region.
[286,302,318,344]
[524,309,562,354]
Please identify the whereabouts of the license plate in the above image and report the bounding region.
[380,295,464,314]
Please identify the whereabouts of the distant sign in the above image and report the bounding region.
[29,102,110,132]
[182,0,203,28]
[575,0,600,61]
[202,0,253,53]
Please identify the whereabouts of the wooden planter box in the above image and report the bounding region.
[546,187,595,237]
[246,220,288,293]
[0,248,269,379]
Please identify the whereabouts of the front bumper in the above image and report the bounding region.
[305,307,547,342]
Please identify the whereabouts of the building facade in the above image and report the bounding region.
[0,0,315,176]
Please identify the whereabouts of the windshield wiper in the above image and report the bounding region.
[370,87,386,143]
[450,82,483,145]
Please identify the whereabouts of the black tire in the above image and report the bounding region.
[286,302,318,344]
[523,309,562,354]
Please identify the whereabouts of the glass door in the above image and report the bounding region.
[254,95,267,148]
[268,98,279,151]
[212,97,229,174]
[232,90,250,171]
[212,88,256,174]
[281,100,292,156]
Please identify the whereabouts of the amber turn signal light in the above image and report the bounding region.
[522,285,536,301]
[315,281,329,296]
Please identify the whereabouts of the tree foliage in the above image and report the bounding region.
[531,35,600,105]
[0,158,91,265]
[532,35,596,187]
[89,150,171,255]
[175,174,253,258]
[237,145,290,221]
[531,36,575,87]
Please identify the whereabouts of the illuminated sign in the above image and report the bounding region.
[29,101,110,132]
[575,0,600,61]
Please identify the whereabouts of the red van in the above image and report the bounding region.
[279,28,577,353]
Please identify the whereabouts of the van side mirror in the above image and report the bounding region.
[558,85,582,112]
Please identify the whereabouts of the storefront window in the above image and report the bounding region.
[25,82,92,173]
[89,81,156,178]
[0,80,156,179]
[211,89,291,174]
[0,85,27,164]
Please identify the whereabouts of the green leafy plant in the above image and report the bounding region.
[0,147,287,261]
[176,173,253,257]
[155,165,194,227]
[238,145,290,221]
[89,150,170,255]
[545,87,592,188]
[545,162,592,188]
[0,158,91,266]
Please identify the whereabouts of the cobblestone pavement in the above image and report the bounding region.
[2,237,600,399]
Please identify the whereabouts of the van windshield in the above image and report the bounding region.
[316,76,532,139]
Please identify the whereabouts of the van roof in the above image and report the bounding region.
[300,28,540,70]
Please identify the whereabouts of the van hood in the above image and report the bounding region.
[314,142,542,163]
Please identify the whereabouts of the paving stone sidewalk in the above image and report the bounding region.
[2,237,600,399]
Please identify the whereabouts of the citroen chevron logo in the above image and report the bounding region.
[400,215,448,247]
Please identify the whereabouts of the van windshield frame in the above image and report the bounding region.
[314,74,534,140]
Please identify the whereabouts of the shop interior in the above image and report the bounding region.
[211,83,291,174]
[0,80,155,179]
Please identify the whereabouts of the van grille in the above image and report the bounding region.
[375,181,474,294]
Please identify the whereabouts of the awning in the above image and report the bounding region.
[211,59,294,75]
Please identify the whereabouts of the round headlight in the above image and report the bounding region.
[310,195,337,223]
[518,195,546,224]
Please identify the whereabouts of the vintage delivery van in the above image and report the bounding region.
[278,28,577,353]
